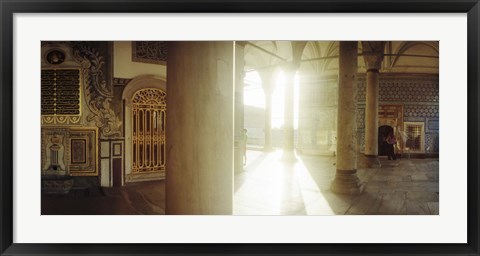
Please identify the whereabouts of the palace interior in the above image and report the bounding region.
[41,41,439,215]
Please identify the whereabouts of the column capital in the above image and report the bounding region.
[363,53,384,71]
[361,41,386,71]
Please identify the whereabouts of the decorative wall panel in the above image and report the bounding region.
[42,41,121,137]
[41,127,98,176]
[70,139,86,164]
[41,68,82,125]
[67,128,98,176]
[132,41,167,65]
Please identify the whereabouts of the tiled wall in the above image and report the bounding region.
[357,74,439,153]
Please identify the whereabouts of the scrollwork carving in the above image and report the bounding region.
[71,42,122,137]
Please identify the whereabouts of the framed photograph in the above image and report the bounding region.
[1,0,479,255]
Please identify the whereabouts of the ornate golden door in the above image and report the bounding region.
[131,88,166,173]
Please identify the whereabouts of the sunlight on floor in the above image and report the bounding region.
[233,149,334,215]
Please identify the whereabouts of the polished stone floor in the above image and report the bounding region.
[42,149,439,215]
[234,149,439,215]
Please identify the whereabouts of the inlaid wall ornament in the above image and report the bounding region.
[132,41,167,65]
[41,67,83,125]
[41,129,68,176]
[41,127,98,176]
[46,50,66,65]
[72,42,122,137]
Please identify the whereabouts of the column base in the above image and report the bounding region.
[357,154,382,168]
[331,170,364,196]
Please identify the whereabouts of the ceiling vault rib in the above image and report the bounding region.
[244,48,438,72]
[246,42,287,62]
[383,54,438,59]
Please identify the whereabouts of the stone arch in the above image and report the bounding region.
[122,75,167,184]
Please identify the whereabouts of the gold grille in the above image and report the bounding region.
[405,122,424,152]
[132,88,166,173]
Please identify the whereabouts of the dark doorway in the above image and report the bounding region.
[378,125,394,156]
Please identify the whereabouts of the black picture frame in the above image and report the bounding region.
[1,0,479,255]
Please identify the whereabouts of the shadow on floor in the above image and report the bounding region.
[42,180,165,215]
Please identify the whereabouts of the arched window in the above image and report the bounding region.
[131,88,166,173]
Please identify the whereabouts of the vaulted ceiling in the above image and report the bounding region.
[243,41,439,77]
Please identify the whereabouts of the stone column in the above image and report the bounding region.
[259,68,275,152]
[364,68,380,157]
[331,41,363,195]
[234,42,246,173]
[360,41,385,167]
[166,42,234,214]
[283,65,297,152]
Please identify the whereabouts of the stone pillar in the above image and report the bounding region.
[234,42,246,173]
[166,42,234,214]
[360,41,385,167]
[331,41,363,195]
[283,66,297,152]
[364,69,380,156]
[259,68,275,152]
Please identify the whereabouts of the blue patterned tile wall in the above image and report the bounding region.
[357,75,439,153]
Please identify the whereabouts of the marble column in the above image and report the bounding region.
[331,41,363,195]
[234,42,246,173]
[259,68,275,152]
[166,42,234,214]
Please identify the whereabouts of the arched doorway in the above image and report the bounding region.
[378,125,394,156]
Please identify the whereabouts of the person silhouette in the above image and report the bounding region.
[386,132,397,160]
